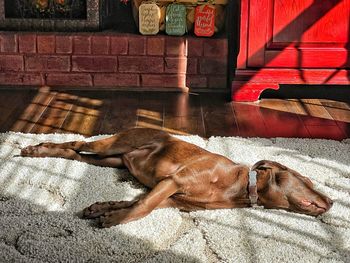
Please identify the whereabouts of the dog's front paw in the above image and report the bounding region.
[82,200,136,220]
[99,210,129,228]
[82,202,107,219]
[21,146,39,156]
[20,145,58,158]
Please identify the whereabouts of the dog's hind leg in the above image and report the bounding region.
[21,128,170,157]
[20,146,125,168]
[23,135,131,156]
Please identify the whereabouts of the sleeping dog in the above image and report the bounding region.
[20,128,333,227]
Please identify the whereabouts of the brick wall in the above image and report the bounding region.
[0,32,228,91]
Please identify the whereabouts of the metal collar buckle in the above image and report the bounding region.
[248,170,260,208]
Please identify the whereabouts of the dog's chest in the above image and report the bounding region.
[122,145,177,187]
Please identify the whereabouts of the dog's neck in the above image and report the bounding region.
[248,170,259,207]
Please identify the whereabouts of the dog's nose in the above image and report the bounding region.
[327,198,333,210]
[320,197,333,212]
[313,196,333,215]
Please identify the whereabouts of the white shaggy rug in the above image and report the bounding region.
[0,132,349,263]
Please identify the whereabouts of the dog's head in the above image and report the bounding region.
[252,160,333,216]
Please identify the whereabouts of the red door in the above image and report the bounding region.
[247,0,350,68]
[233,0,350,101]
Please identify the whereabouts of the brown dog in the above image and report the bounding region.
[20,128,333,227]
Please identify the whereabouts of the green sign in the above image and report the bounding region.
[165,4,187,36]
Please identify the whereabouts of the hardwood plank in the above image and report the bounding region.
[284,99,312,115]
[231,102,267,137]
[100,92,139,134]
[0,91,21,128]
[257,99,310,138]
[283,99,342,138]
[67,90,112,135]
[10,88,56,133]
[163,92,205,136]
[60,92,105,136]
[164,92,202,117]
[203,110,239,137]
[0,89,35,132]
[0,89,348,140]
[164,116,205,136]
[293,99,348,138]
[336,122,350,138]
[260,108,310,138]
[136,92,164,131]
[320,100,350,123]
[202,94,239,137]
[297,99,337,126]
[320,100,350,138]
[305,125,346,140]
[257,99,292,112]
[30,92,79,134]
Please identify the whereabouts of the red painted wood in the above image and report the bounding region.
[232,82,279,101]
[246,0,270,67]
[232,0,350,101]
[265,48,349,68]
[232,68,350,101]
[248,0,349,68]
[271,0,349,44]
[236,0,249,68]
[234,69,350,84]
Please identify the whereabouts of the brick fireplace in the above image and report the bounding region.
[0,1,230,91]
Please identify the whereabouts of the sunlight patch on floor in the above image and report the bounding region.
[0,132,87,211]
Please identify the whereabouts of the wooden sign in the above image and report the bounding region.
[165,4,187,36]
[139,3,160,35]
[194,4,216,37]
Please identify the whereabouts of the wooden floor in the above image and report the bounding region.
[0,87,349,140]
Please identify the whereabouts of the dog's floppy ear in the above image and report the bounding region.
[252,160,289,171]
[252,160,274,188]
[252,160,274,171]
